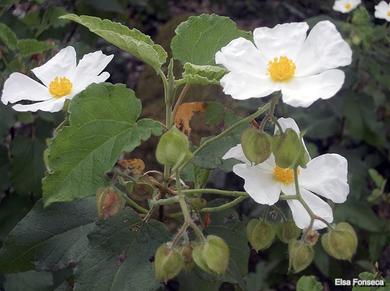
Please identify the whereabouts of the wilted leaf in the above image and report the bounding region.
[43,83,163,206]
[61,14,167,71]
[117,158,145,175]
[175,102,207,135]
[171,14,250,65]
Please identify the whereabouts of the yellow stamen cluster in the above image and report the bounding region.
[344,3,352,10]
[268,56,296,82]
[273,166,297,185]
[49,77,73,98]
[387,10,390,17]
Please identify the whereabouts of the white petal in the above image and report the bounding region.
[222,144,249,164]
[215,37,267,77]
[375,1,390,20]
[275,117,300,134]
[287,188,333,230]
[1,73,51,104]
[12,98,65,113]
[32,46,77,86]
[220,72,276,100]
[295,21,352,76]
[253,22,309,61]
[300,154,349,203]
[72,51,113,92]
[233,163,281,205]
[71,71,111,98]
[281,69,345,107]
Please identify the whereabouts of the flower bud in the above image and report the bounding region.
[276,220,301,243]
[192,235,229,275]
[304,229,320,247]
[96,187,124,219]
[288,240,314,273]
[321,222,358,261]
[154,244,184,282]
[240,128,272,164]
[272,129,309,168]
[246,219,276,251]
[156,127,192,169]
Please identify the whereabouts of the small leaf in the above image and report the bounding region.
[61,14,167,71]
[43,83,163,206]
[174,102,207,135]
[0,22,17,50]
[74,208,171,291]
[171,14,250,65]
[178,63,226,86]
[0,197,96,273]
[296,276,323,291]
[368,168,385,189]
[17,39,55,57]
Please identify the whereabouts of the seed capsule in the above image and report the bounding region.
[246,219,276,251]
[241,128,272,164]
[154,244,184,282]
[288,240,314,273]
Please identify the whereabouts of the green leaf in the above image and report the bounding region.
[171,14,250,65]
[4,271,53,291]
[296,276,323,291]
[43,83,163,206]
[74,208,170,291]
[17,39,55,57]
[178,269,221,291]
[61,14,167,71]
[368,168,385,189]
[0,197,96,273]
[205,102,225,126]
[0,145,10,193]
[10,136,46,195]
[0,103,16,139]
[178,63,225,86]
[0,22,17,50]
[245,261,279,291]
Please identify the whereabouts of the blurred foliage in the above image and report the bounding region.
[0,0,389,291]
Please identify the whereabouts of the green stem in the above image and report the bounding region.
[280,194,298,200]
[123,195,149,214]
[180,103,271,170]
[151,196,179,206]
[201,196,248,213]
[172,84,190,118]
[259,95,279,130]
[182,188,248,197]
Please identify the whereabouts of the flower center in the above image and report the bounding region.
[49,77,73,98]
[387,10,390,17]
[268,56,296,82]
[273,166,297,185]
[344,3,352,10]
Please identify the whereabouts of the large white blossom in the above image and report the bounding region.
[1,46,113,112]
[223,118,349,229]
[333,0,361,13]
[215,21,352,107]
[375,1,390,22]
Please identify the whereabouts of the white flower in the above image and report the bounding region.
[375,1,390,21]
[333,0,361,13]
[215,21,352,108]
[223,118,349,229]
[1,46,113,112]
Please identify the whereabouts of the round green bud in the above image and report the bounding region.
[288,240,314,273]
[247,219,276,251]
[241,128,272,165]
[192,235,230,275]
[321,222,358,261]
[276,220,301,243]
[156,127,192,169]
[190,197,207,210]
[272,128,309,169]
[154,244,184,282]
[96,187,124,219]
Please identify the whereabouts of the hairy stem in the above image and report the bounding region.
[201,196,248,213]
[172,84,190,119]
[182,188,248,197]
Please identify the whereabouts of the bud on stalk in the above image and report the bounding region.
[272,128,308,168]
[156,127,192,169]
[192,235,229,275]
[241,128,272,164]
[154,244,184,282]
[246,219,276,251]
[96,187,125,219]
[321,222,358,261]
[276,220,301,243]
[288,240,314,273]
